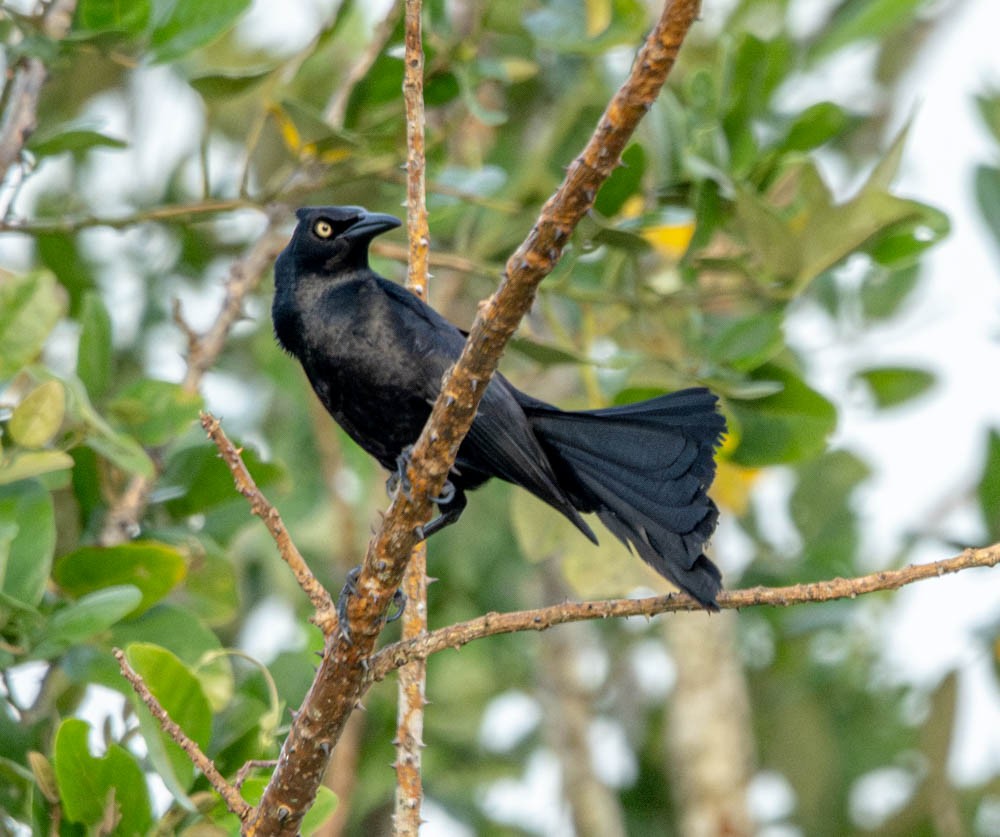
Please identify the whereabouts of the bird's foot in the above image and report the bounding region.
[336,566,362,642]
[335,565,407,641]
[385,588,407,624]
[385,445,415,501]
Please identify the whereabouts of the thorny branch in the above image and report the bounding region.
[245,2,704,834]
[200,412,336,631]
[113,649,251,821]
[367,544,1000,681]
[395,1,431,833]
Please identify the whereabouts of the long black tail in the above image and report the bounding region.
[525,388,726,608]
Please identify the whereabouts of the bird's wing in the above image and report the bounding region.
[378,279,593,537]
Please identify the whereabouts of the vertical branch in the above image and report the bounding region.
[538,565,626,837]
[395,1,430,833]
[665,611,754,836]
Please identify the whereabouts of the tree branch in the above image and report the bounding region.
[325,0,405,128]
[0,198,254,234]
[245,2,703,833]
[200,412,336,632]
[394,2,431,833]
[0,0,76,183]
[113,648,251,821]
[367,544,1000,681]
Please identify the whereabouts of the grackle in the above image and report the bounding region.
[272,206,727,608]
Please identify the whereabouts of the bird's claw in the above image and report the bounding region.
[385,588,407,624]
[430,479,456,505]
[335,565,408,640]
[386,446,415,501]
[336,565,363,642]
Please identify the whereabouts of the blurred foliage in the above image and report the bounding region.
[0,0,997,834]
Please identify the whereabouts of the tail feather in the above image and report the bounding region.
[526,388,726,608]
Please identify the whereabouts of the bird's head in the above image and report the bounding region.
[278,206,402,277]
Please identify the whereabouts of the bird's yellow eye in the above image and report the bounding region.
[313,219,334,239]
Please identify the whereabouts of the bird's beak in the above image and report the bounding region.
[345,211,402,240]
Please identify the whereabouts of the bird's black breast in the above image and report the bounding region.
[283,274,454,469]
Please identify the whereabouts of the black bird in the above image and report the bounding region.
[272,206,727,607]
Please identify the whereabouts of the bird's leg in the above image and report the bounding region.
[416,487,468,540]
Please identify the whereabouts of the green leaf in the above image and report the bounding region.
[509,337,590,367]
[175,547,240,626]
[0,451,75,485]
[58,375,155,477]
[729,364,837,466]
[974,93,1000,145]
[35,233,96,316]
[74,0,152,35]
[860,264,920,321]
[32,585,143,658]
[0,271,66,380]
[189,67,275,99]
[974,164,1000,255]
[112,602,233,712]
[9,380,65,448]
[150,0,253,63]
[27,128,127,159]
[594,143,646,216]
[706,310,785,372]
[734,127,948,290]
[111,603,222,669]
[53,718,152,833]
[125,643,212,798]
[780,102,849,153]
[977,429,1000,542]
[523,0,647,55]
[86,429,155,477]
[812,0,925,59]
[0,481,55,607]
[856,366,935,409]
[724,35,792,169]
[790,450,870,577]
[76,291,113,400]
[53,541,187,616]
[161,442,285,516]
[107,379,202,446]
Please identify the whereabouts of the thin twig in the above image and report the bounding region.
[394,2,430,832]
[325,0,405,127]
[0,198,253,234]
[201,411,337,632]
[0,0,76,183]
[368,544,1000,681]
[245,3,704,834]
[183,217,290,393]
[113,648,251,821]
[373,239,498,278]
